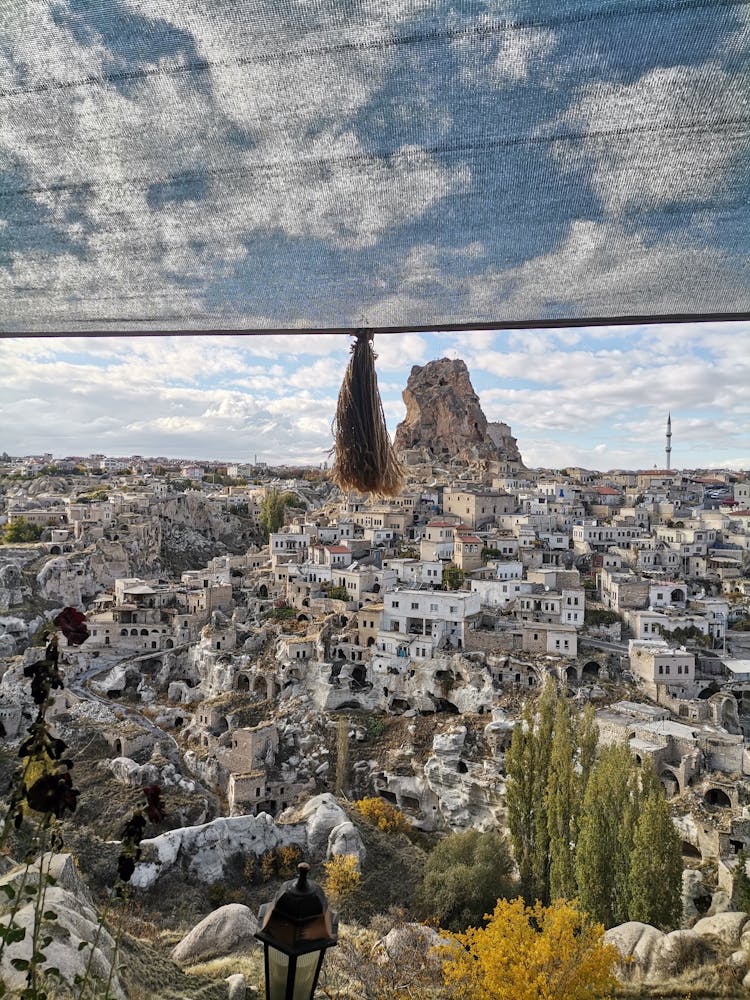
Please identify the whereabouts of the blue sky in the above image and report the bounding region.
[1,321,747,471]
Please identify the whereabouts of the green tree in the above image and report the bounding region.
[506,680,564,904]
[575,743,638,927]
[576,703,599,796]
[442,565,465,591]
[505,707,537,899]
[531,679,556,904]
[3,517,44,543]
[628,766,682,929]
[419,829,516,931]
[547,698,578,901]
[734,851,750,912]
[258,488,296,539]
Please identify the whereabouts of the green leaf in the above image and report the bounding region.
[42,910,57,921]
[10,957,29,971]
[0,884,16,900]
[6,927,26,944]
[77,941,89,951]
[45,967,61,979]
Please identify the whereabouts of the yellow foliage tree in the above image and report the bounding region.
[441,897,617,1000]
[354,796,410,834]
[323,854,361,909]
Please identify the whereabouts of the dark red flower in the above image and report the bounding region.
[54,607,89,646]
[26,771,79,818]
[143,785,166,824]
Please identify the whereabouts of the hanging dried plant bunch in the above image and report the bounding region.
[331,330,404,496]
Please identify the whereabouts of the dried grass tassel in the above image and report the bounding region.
[331,330,404,496]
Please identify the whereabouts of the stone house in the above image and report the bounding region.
[626,607,710,642]
[380,587,481,652]
[628,640,696,701]
[453,531,483,573]
[419,519,460,562]
[442,487,515,529]
[270,530,311,567]
[521,622,577,657]
[471,577,531,610]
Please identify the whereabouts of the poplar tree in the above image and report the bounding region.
[576,702,599,797]
[506,707,537,900]
[547,697,578,901]
[531,679,556,904]
[575,743,636,927]
[628,765,682,929]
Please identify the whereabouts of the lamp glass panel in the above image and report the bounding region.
[267,946,321,1000]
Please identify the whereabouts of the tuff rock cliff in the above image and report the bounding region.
[394,358,523,471]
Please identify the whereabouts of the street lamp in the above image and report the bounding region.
[255,862,338,1000]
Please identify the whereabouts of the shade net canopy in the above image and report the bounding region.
[0,0,748,337]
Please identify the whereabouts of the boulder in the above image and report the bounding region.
[298,794,348,857]
[327,821,366,868]
[0,854,122,997]
[171,904,258,967]
[693,911,749,949]
[226,973,246,999]
[682,868,711,923]
[707,889,733,916]
[650,928,711,980]
[131,813,305,888]
[376,924,456,969]
[604,922,664,981]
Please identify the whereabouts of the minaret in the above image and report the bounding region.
[665,413,672,470]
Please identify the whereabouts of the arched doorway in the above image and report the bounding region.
[705,787,732,808]
[582,661,600,679]
[682,841,701,859]
[236,675,250,692]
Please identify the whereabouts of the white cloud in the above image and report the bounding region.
[553,64,747,213]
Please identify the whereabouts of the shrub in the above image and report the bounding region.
[260,850,277,882]
[441,897,618,1000]
[276,844,302,877]
[323,854,361,910]
[242,855,256,884]
[418,829,516,932]
[354,797,410,834]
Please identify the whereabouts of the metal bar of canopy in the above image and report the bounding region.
[1,311,748,339]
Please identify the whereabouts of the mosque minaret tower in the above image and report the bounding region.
[666,412,672,470]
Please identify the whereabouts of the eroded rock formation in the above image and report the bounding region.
[394,358,523,471]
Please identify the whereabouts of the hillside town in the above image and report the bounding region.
[1,358,750,992]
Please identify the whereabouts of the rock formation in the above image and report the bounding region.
[394,358,523,471]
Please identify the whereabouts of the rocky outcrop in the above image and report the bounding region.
[170,904,258,967]
[0,854,124,998]
[394,358,523,470]
[131,794,348,889]
[606,912,750,988]
[157,494,259,575]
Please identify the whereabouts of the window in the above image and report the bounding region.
[658,664,663,675]
[411,602,419,609]
[430,603,438,611]
[392,600,399,608]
